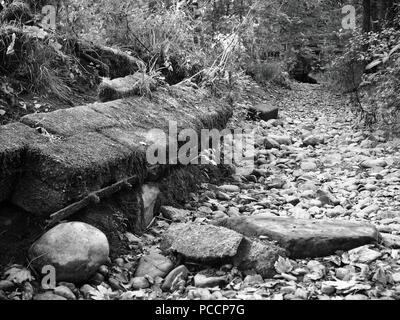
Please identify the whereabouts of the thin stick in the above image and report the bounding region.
[46,175,139,229]
[145,216,157,231]
[156,216,172,223]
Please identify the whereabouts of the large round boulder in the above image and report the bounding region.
[28,222,109,283]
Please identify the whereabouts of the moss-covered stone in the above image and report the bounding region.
[7,84,232,217]
[0,122,42,202]
[98,73,157,102]
[12,132,147,214]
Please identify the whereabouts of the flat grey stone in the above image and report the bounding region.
[134,252,174,278]
[248,103,279,122]
[215,215,380,258]
[268,134,292,146]
[98,73,156,102]
[161,223,243,262]
[160,206,189,222]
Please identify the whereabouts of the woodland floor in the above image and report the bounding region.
[2,82,400,300]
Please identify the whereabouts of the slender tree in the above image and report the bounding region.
[363,0,371,32]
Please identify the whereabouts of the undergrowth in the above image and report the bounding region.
[0,0,294,125]
[331,11,400,133]
[0,24,100,123]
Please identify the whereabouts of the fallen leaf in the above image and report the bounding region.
[322,279,357,291]
[22,282,34,300]
[6,33,16,55]
[261,280,280,289]
[372,267,391,285]
[271,293,284,300]
[120,290,146,300]
[89,285,114,300]
[343,283,371,294]
[5,267,34,284]
[341,252,351,265]
[274,256,293,274]
[305,260,326,281]
[324,255,342,267]
[355,263,370,280]
[365,59,382,70]
[391,250,399,260]
[348,246,382,264]
[19,101,27,110]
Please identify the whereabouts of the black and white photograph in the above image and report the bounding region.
[0,0,399,311]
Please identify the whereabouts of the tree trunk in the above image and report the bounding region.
[382,0,398,27]
[364,0,399,31]
[370,0,382,31]
[363,0,371,32]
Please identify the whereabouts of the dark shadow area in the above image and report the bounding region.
[290,46,320,84]
[293,74,319,84]
[0,201,43,269]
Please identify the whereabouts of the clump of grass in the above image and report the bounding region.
[0,1,32,25]
[35,65,74,105]
[245,60,290,88]
[0,25,99,106]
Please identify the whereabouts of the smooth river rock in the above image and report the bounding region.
[29,222,109,283]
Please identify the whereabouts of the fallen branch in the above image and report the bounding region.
[46,175,140,229]
[80,51,110,76]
